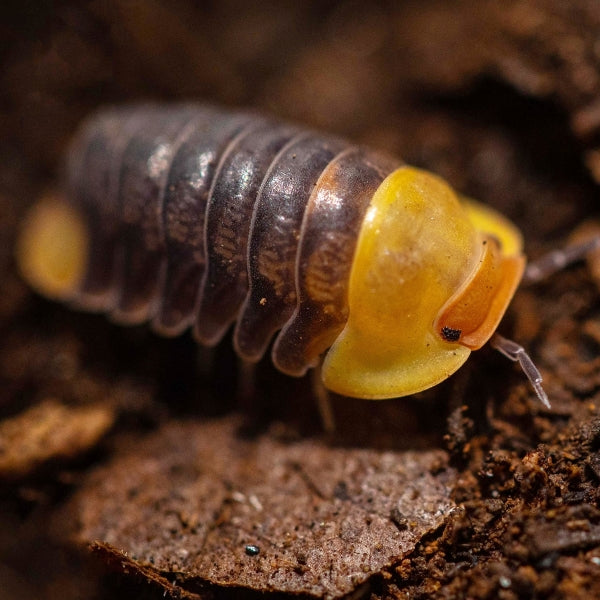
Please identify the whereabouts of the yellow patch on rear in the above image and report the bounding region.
[16,195,87,301]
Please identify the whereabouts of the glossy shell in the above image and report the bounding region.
[17,104,526,399]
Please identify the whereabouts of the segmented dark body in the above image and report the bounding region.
[66,104,398,376]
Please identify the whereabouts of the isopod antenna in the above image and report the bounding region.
[490,333,550,409]
[523,235,600,284]
[491,233,600,410]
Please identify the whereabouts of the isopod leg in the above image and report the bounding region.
[311,364,335,434]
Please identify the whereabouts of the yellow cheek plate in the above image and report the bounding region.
[322,167,479,399]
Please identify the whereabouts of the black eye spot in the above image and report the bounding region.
[441,326,462,342]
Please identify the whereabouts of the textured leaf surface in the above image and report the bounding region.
[70,418,456,598]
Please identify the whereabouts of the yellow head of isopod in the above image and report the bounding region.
[322,166,525,399]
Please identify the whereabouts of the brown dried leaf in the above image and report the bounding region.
[0,399,114,479]
[69,418,456,598]
[91,542,204,600]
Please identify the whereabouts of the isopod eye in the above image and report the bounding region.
[441,326,462,342]
[434,234,525,350]
[322,167,525,400]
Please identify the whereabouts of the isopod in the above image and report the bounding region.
[18,103,582,404]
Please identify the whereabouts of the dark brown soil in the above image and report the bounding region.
[2,1,600,598]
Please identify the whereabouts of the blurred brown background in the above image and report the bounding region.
[2,1,600,598]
